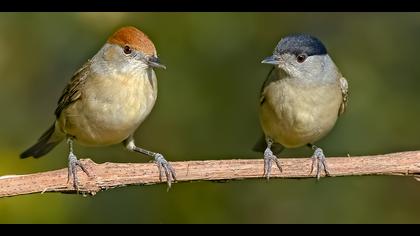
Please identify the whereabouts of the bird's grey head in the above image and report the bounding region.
[262,34,336,81]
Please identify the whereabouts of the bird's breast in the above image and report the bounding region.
[62,70,158,146]
[260,78,342,148]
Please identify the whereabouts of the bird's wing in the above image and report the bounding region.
[338,76,349,116]
[55,60,91,118]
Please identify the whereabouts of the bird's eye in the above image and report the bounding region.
[296,54,307,63]
[123,46,132,54]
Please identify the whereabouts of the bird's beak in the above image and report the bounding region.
[261,55,280,65]
[147,56,166,70]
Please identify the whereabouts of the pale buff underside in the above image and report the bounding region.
[57,71,157,146]
[260,78,342,148]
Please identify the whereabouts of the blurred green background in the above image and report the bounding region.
[0,12,420,223]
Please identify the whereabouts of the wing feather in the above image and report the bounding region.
[55,60,91,118]
[338,77,349,116]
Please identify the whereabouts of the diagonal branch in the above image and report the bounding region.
[1,151,420,198]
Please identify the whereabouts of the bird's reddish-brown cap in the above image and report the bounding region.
[107,26,156,56]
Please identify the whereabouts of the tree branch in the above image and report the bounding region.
[1,151,420,198]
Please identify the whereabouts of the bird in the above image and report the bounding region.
[20,26,176,190]
[253,34,348,180]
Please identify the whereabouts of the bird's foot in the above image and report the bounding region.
[67,152,90,191]
[263,147,282,180]
[154,153,177,190]
[310,147,330,180]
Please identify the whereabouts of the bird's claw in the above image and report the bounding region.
[310,147,330,180]
[154,153,176,190]
[263,147,282,180]
[67,152,90,191]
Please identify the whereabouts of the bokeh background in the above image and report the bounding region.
[0,12,420,223]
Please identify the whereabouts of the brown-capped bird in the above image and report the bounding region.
[21,26,176,189]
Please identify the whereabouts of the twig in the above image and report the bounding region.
[1,151,420,198]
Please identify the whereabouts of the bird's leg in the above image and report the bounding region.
[124,136,176,189]
[263,137,282,180]
[307,144,330,180]
[67,138,90,191]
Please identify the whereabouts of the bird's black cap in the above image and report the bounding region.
[274,34,327,56]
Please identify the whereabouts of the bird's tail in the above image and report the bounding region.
[20,123,64,158]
